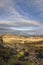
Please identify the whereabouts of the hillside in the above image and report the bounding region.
[0,34,43,47]
[0,34,43,65]
[2,34,43,42]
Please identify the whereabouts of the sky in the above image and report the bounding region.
[0,0,43,35]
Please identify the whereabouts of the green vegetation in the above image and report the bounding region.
[0,36,43,65]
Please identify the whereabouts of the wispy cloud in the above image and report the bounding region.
[0,0,43,35]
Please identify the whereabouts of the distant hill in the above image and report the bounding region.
[0,34,43,47]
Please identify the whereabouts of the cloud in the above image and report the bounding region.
[13,0,43,21]
[0,0,43,35]
[0,19,42,33]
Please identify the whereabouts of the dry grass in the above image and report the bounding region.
[2,34,43,44]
